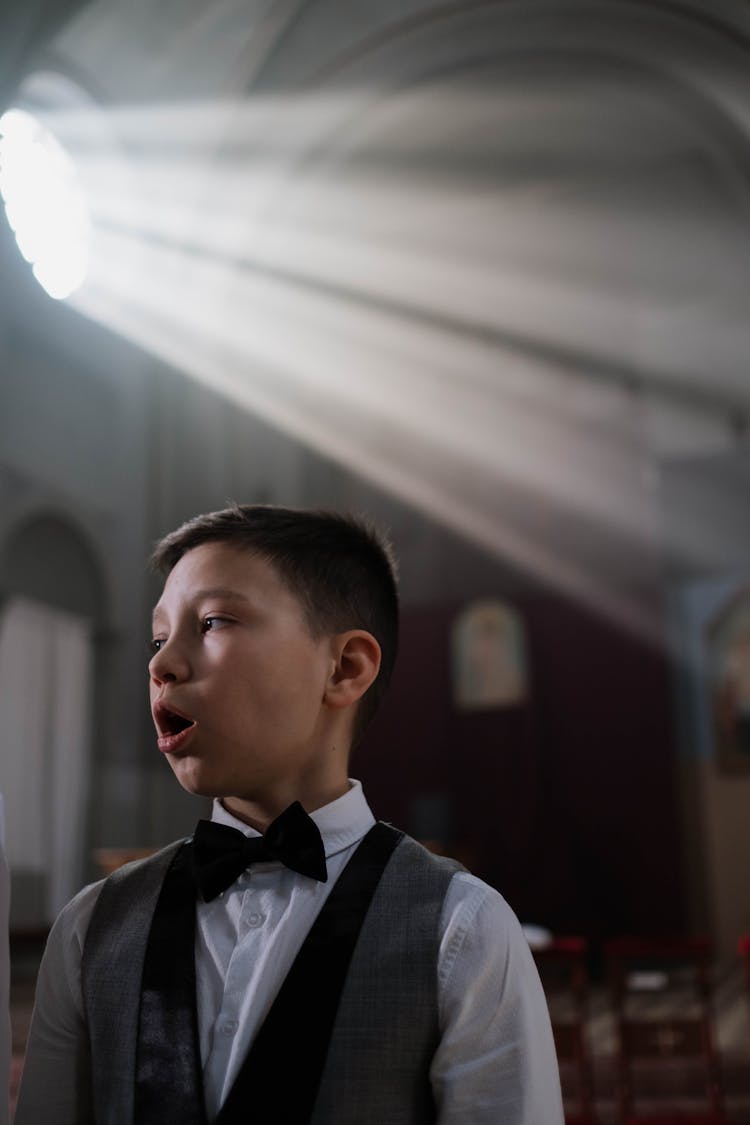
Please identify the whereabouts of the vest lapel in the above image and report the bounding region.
[215,822,403,1125]
[134,842,207,1125]
[131,823,403,1125]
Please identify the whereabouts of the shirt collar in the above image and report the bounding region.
[210,779,376,860]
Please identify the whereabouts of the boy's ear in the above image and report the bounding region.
[324,630,381,709]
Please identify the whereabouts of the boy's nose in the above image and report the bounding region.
[149,641,189,684]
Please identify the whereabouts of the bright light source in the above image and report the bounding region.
[0,107,90,299]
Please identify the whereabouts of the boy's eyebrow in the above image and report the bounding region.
[151,587,251,623]
[191,587,251,604]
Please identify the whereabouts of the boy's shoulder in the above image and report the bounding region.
[86,836,190,925]
[52,837,189,952]
[99,837,188,885]
[387,829,465,879]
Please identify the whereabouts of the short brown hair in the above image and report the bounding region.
[150,504,399,744]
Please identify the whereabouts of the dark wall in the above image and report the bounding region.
[354,591,684,943]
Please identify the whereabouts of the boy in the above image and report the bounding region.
[15,504,563,1124]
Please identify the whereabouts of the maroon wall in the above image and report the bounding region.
[353,593,685,943]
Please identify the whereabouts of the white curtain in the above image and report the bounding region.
[0,598,92,922]
[0,794,10,1125]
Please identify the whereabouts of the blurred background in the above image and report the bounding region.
[2,0,750,1114]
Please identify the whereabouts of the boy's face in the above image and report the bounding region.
[149,541,348,823]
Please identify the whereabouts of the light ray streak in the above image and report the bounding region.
[82,225,645,521]
[66,223,666,643]
[46,107,749,416]
[11,82,745,644]
[85,186,750,420]
[73,256,656,641]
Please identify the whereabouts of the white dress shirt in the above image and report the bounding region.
[15,781,563,1124]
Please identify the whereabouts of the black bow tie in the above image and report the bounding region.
[191,802,328,901]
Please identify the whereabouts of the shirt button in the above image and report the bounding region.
[221,1020,238,1036]
[246,911,265,928]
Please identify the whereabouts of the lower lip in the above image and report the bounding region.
[157,725,196,754]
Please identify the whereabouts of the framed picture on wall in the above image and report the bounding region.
[707,586,750,773]
[451,599,529,711]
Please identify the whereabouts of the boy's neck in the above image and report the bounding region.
[220,778,352,832]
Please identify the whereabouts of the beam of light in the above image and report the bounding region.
[9,79,750,643]
[40,90,750,410]
[0,108,90,299]
[68,224,662,642]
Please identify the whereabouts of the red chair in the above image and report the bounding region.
[532,936,599,1125]
[605,936,726,1124]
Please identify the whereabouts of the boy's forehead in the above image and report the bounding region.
[152,542,290,618]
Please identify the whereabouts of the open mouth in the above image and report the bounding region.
[153,701,196,739]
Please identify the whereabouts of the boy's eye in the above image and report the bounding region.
[201,616,228,633]
[149,638,165,654]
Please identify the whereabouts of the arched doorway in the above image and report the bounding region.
[0,513,106,927]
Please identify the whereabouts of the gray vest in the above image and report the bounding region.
[82,833,461,1124]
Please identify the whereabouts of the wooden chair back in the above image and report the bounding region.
[605,936,725,1124]
[532,936,598,1124]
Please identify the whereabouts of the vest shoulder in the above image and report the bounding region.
[386,826,465,878]
[83,839,188,969]
[97,838,187,894]
[90,837,187,913]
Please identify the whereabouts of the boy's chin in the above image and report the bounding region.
[167,758,224,799]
